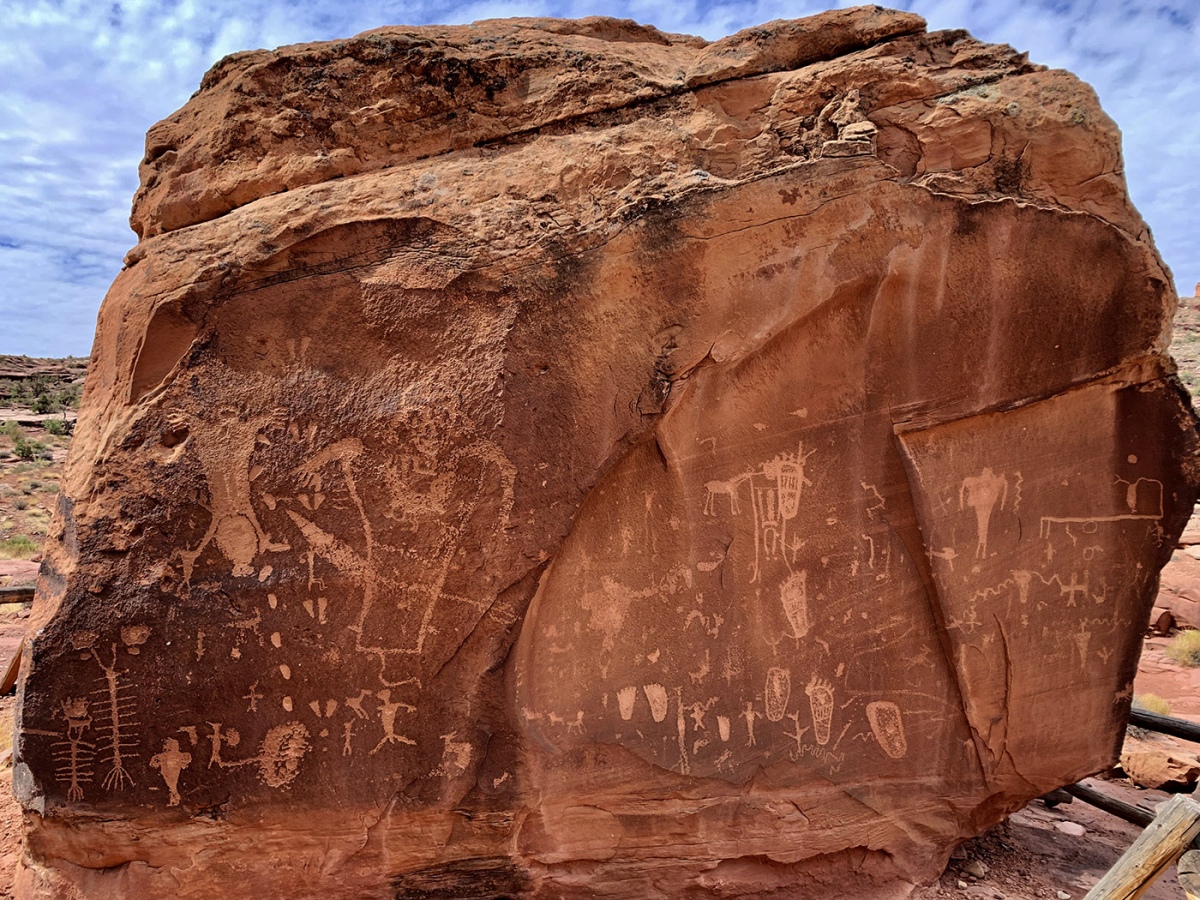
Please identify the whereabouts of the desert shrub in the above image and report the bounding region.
[0,421,20,441]
[0,535,37,559]
[13,498,28,511]
[44,418,71,436]
[1132,694,1172,716]
[1168,630,1200,667]
[31,392,57,415]
[13,436,35,460]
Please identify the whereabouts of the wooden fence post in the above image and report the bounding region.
[1084,794,1200,900]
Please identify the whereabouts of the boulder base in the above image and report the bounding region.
[15,7,1200,898]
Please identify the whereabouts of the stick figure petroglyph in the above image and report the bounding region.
[743,702,761,747]
[370,690,416,754]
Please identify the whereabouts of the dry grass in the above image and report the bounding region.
[1166,629,1200,667]
[1132,693,1172,716]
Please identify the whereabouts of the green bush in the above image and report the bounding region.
[13,435,35,460]
[44,418,70,437]
[1167,630,1200,667]
[0,535,37,559]
[0,421,20,441]
[31,392,57,415]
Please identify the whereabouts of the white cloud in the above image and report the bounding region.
[0,0,1196,355]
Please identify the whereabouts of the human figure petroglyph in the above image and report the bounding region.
[243,682,263,713]
[370,690,417,754]
[742,702,761,747]
[55,697,94,802]
[866,701,907,759]
[806,677,835,746]
[764,668,791,723]
[688,698,718,731]
[150,738,192,806]
[960,468,1008,560]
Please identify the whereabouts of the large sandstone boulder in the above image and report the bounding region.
[15,7,1200,898]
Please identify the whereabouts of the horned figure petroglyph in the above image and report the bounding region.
[960,468,1008,560]
[866,700,907,759]
[150,738,193,806]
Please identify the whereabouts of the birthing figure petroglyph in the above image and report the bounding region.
[866,700,907,759]
[370,690,417,754]
[150,738,192,806]
[960,468,1008,560]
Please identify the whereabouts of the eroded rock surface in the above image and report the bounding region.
[15,7,1200,898]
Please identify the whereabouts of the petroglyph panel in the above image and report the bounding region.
[16,11,1200,898]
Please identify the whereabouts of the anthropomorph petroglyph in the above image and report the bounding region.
[960,467,1008,559]
[54,697,95,802]
[370,690,416,754]
[150,738,193,806]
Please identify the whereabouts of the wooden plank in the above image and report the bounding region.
[1064,782,1156,829]
[0,636,23,695]
[1084,794,1200,900]
[1179,849,1200,900]
[1129,709,1200,744]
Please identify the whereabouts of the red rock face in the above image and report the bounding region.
[15,8,1200,899]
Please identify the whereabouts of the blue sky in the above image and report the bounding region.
[1,0,1196,357]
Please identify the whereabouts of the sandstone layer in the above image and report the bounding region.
[15,7,1200,898]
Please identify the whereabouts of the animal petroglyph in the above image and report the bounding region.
[866,701,907,759]
[150,738,193,806]
[806,677,835,746]
[780,571,809,639]
[1039,477,1164,538]
[764,667,791,722]
[960,468,1008,559]
[703,474,749,516]
[644,684,669,723]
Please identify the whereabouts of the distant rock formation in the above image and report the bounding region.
[15,7,1199,898]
